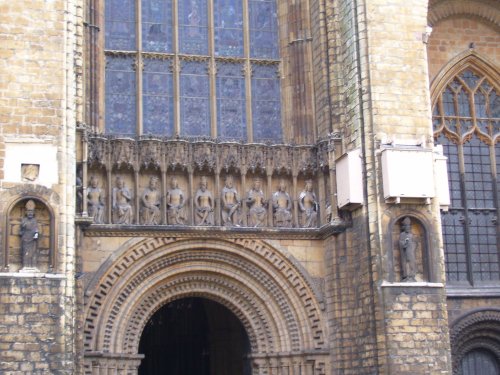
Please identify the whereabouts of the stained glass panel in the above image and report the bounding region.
[441,210,468,283]
[252,64,281,142]
[105,56,136,135]
[142,0,172,52]
[443,87,455,116]
[179,0,208,55]
[461,69,481,90]
[436,69,499,286]
[180,61,210,137]
[458,90,471,117]
[143,59,173,136]
[475,90,487,118]
[249,0,279,59]
[105,0,136,51]
[490,90,499,117]
[216,63,246,140]
[214,0,243,56]
[463,136,494,209]
[469,211,499,282]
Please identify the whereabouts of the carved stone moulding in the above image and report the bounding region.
[165,140,190,171]
[450,309,500,375]
[87,134,340,173]
[219,142,241,173]
[88,136,108,167]
[294,146,318,176]
[112,138,136,170]
[139,139,162,170]
[192,140,217,172]
[244,144,267,174]
[83,222,347,240]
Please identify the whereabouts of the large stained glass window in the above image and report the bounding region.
[433,67,499,285]
[104,0,281,142]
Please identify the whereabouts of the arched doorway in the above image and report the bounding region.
[459,348,499,375]
[138,297,251,375]
[83,238,329,374]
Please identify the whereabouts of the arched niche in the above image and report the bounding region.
[3,196,57,272]
[387,213,435,283]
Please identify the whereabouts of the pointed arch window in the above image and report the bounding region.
[104,0,282,143]
[433,63,500,286]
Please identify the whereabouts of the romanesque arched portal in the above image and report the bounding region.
[83,237,329,374]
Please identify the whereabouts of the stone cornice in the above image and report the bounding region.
[82,221,347,240]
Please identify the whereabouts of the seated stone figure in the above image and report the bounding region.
[166,177,186,225]
[272,179,292,228]
[221,175,241,226]
[140,176,161,225]
[194,176,214,226]
[298,179,318,228]
[246,178,267,227]
[112,176,133,224]
[87,175,105,224]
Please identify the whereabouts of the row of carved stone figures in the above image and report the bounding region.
[81,175,320,228]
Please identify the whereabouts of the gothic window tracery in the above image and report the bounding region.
[104,0,282,142]
[433,65,500,285]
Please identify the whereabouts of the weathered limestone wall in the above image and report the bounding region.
[322,1,380,372]
[0,277,70,373]
[325,219,379,374]
[363,0,451,371]
[324,0,453,373]
[0,0,83,372]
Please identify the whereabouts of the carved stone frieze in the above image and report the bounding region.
[166,140,190,170]
[245,145,266,174]
[88,136,108,166]
[294,146,317,175]
[112,138,136,169]
[192,141,217,171]
[272,146,292,175]
[139,140,162,170]
[83,135,348,232]
[219,143,241,173]
[87,135,341,175]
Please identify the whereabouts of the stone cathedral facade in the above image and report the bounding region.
[0,0,498,374]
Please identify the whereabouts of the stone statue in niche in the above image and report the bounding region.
[166,177,186,225]
[399,217,417,282]
[140,176,161,225]
[299,179,318,228]
[272,179,292,228]
[112,176,133,224]
[20,200,39,269]
[221,175,241,226]
[76,168,83,214]
[246,178,267,227]
[87,176,105,224]
[194,176,214,226]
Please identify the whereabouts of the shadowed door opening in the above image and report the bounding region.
[138,297,251,375]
